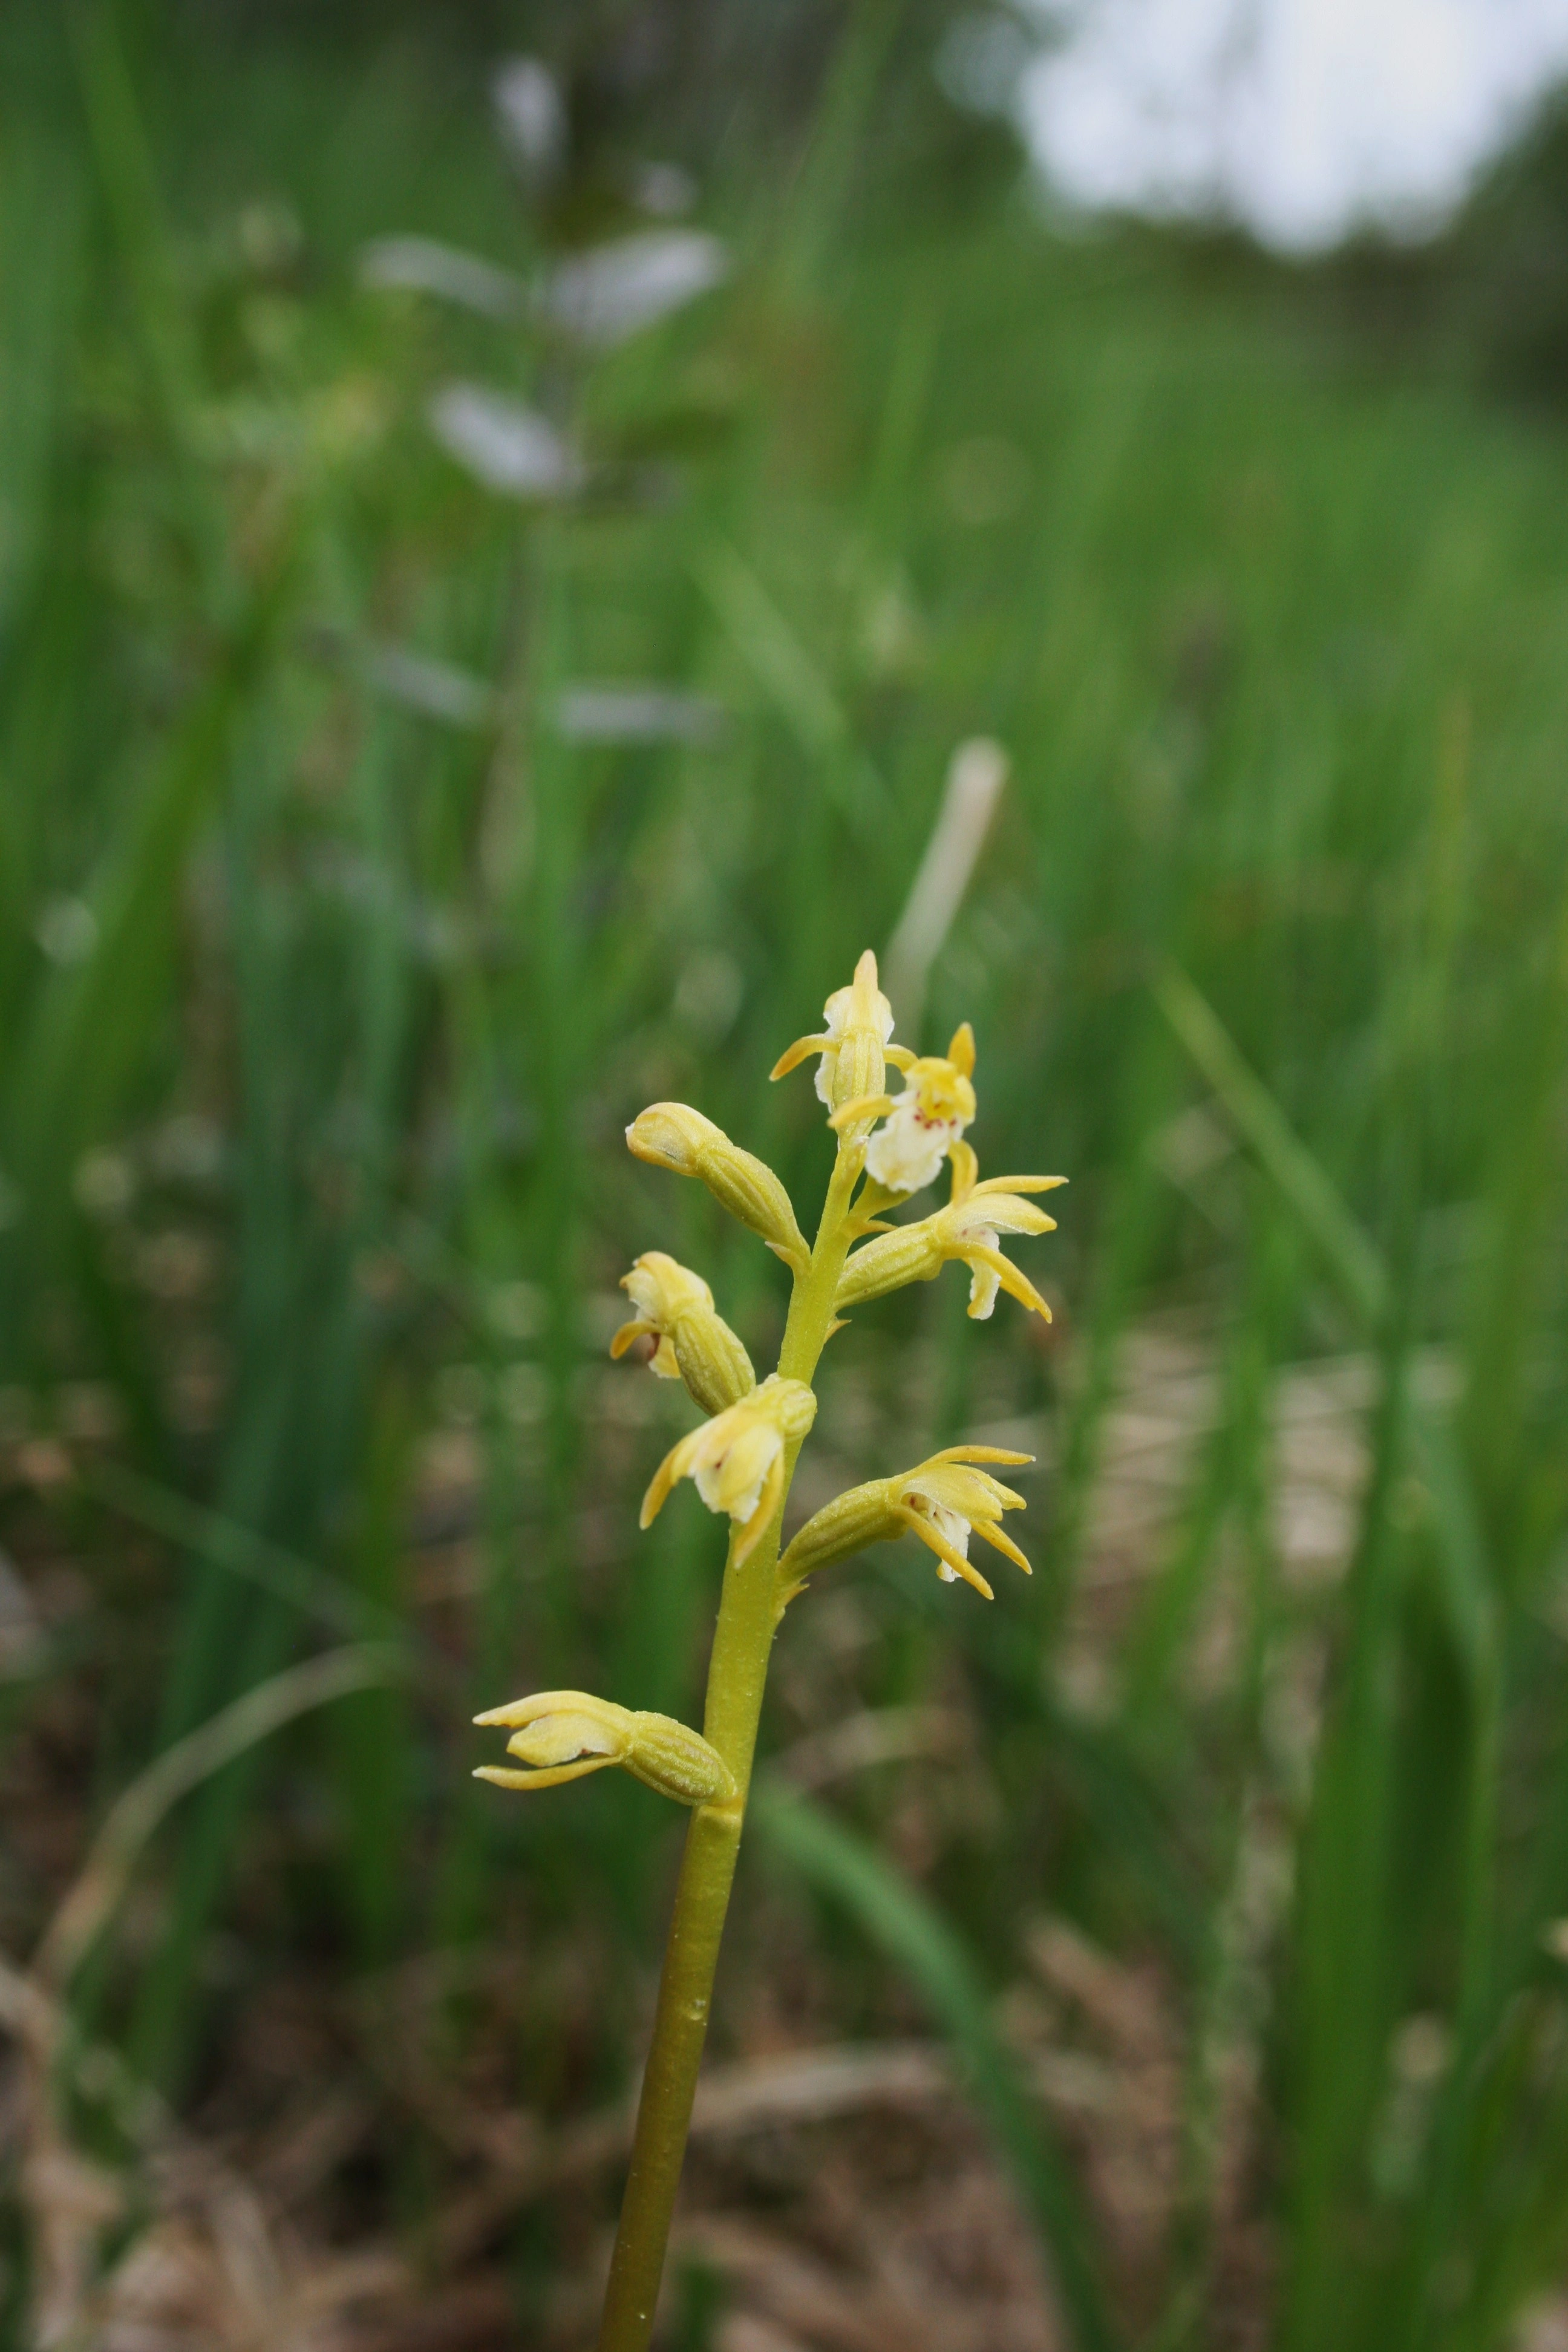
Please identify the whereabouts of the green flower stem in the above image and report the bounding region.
[596,1143,861,2352]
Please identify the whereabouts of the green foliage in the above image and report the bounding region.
[2,4,1568,2346]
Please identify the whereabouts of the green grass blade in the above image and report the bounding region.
[82,1459,414,1657]
[754,1780,1125,2352]
[690,539,890,838]
[9,554,295,1201]
[1154,961,1388,1327]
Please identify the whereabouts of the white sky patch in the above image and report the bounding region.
[1014,0,1568,249]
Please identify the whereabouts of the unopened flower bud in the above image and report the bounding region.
[624,1102,723,1175]
[610,1251,756,1416]
[627,1103,809,1272]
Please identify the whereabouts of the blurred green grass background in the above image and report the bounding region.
[4,4,1568,2347]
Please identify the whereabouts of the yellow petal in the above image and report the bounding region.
[828,1091,896,1132]
[640,1424,701,1527]
[971,1172,1067,1197]
[508,1711,621,1766]
[769,1033,831,1081]
[474,1757,618,1792]
[928,1443,1035,1468]
[971,1518,1033,1575]
[474,1688,584,1729]
[947,1021,976,1078]
[978,1200,1058,1235]
[963,1243,1051,1319]
[897,1505,995,1598]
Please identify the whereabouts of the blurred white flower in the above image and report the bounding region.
[236,198,303,275]
[359,237,526,320]
[35,897,98,965]
[428,385,584,500]
[494,56,566,179]
[673,950,745,1042]
[365,642,496,729]
[538,230,730,348]
[554,684,724,743]
[489,1279,547,1342]
[148,1114,226,1186]
[632,161,698,218]
[73,1149,135,1220]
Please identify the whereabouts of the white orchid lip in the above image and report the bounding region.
[962,1226,1003,1318]
[864,1094,964,1194]
[916,1499,973,1583]
[829,1023,979,1198]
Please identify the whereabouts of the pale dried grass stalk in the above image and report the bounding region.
[883,739,1008,1042]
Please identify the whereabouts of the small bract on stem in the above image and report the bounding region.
[473,946,1063,2352]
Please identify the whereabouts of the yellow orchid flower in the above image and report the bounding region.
[640,1373,817,1563]
[835,1140,1064,1319]
[829,1022,978,1195]
[771,947,913,1119]
[474,1690,737,1807]
[609,1250,756,1417]
[777,1444,1034,1603]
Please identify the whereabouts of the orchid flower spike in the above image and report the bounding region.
[610,1250,756,1417]
[829,1023,978,1196]
[479,952,1067,2345]
[777,1445,1034,1604]
[771,948,913,1123]
[836,1141,1064,1320]
[641,1373,817,1563]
